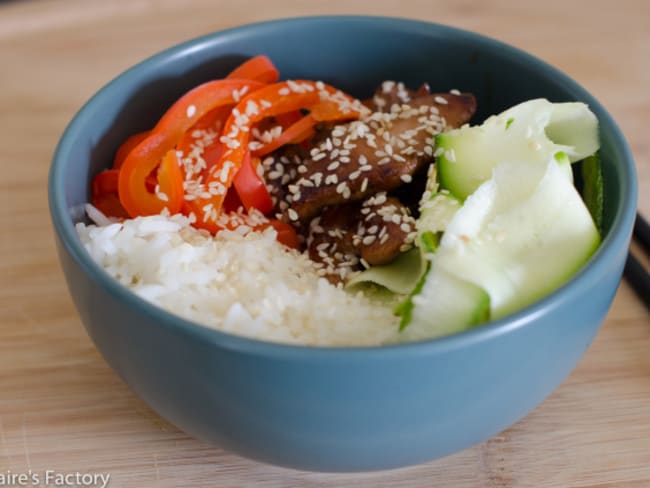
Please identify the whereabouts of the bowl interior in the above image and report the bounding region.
[50,16,636,347]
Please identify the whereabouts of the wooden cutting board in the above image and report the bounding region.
[1,0,648,486]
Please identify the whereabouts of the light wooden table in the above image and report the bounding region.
[1,1,648,486]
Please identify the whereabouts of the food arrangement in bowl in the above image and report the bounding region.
[49,17,637,471]
[77,54,603,346]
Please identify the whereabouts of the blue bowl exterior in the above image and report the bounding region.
[49,17,637,471]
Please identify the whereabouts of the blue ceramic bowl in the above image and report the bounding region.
[49,17,637,472]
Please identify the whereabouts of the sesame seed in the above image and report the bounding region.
[400,174,413,183]
[434,96,449,105]
[186,105,196,118]
[325,174,338,185]
[313,152,326,161]
[400,222,412,232]
[327,161,340,171]
[361,177,369,192]
[382,81,395,93]
[288,208,299,221]
[278,87,290,96]
[450,89,461,95]
[379,233,389,245]
[362,235,377,245]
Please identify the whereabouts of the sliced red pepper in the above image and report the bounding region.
[174,55,279,182]
[92,169,119,195]
[226,55,279,84]
[263,220,300,249]
[91,169,128,218]
[118,79,264,217]
[119,146,184,216]
[253,113,317,157]
[190,80,365,228]
[222,186,243,213]
[233,152,274,214]
[92,192,129,219]
[113,131,150,169]
[274,110,303,129]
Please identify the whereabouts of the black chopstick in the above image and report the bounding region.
[624,213,650,309]
[633,211,650,252]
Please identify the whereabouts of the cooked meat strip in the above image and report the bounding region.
[307,204,361,283]
[307,194,417,283]
[260,145,304,220]
[356,194,417,266]
[366,80,431,112]
[285,92,476,222]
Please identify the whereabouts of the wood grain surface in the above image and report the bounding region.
[1,0,648,486]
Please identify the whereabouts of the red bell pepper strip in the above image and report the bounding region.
[226,55,279,84]
[118,79,264,217]
[91,169,129,218]
[274,110,303,129]
[264,220,300,249]
[119,145,184,216]
[233,153,274,214]
[93,193,129,219]
[92,169,119,195]
[174,57,279,181]
[252,113,317,157]
[113,131,150,169]
[189,80,365,227]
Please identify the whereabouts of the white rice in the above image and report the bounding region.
[76,207,400,346]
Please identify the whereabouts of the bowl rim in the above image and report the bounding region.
[48,15,638,359]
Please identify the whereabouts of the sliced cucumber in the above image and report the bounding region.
[437,99,599,199]
[346,248,425,295]
[398,262,490,341]
[434,156,600,319]
[417,191,462,237]
[580,152,604,235]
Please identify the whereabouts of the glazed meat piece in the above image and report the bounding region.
[366,80,431,112]
[307,203,361,283]
[307,194,417,283]
[355,194,417,265]
[284,91,476,223]
[260,146,304,219]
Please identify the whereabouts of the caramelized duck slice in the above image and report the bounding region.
[285,92,476,223]
[307,194,417,283]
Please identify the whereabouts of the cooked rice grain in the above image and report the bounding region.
[76,212,399,346]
